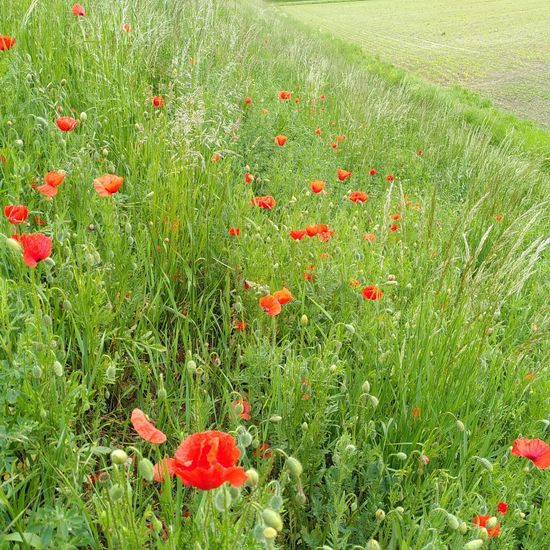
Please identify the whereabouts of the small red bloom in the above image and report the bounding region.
[511,438,550,469]
[304,272,313,280]
[72,3,86,16]
[369,168,377,176]
[390,223,399,232]
[314,128,322,135]
[121,23,132,32]
[331,143,338,149]
[417,149,423,156]
[252,195,276,209]
[386,174,394,182]
[337,168,351,181]
[229,227,240,236]
[335,135,346,142]
[244,172,254,184]
[232,399,251,421]
[0,35,15,51]
[172,431,247,490]
[94,174,124,197]
[391,214,401,220]
[497,502,508,515]
[290,229,307,240]
[253,442,272,459]
[259,295,281,316]
[245,97,252,104]
[319,95,326,101]
[495,214,503,222]
[310,180,325,194]
[235,321,246,331]
[37,171,65,198]
[350,279,361,287]
[363,232,377,242]
[278,90,292,100]
[349,191,368,203]
[473,515,500,537]
[362,285,383,301]
[411,406,421,418]
[56,116,78,132]
[273,287,293,304]
[4,205,28,224]
[152,95,164,107]
[275,135,288,146]
[19,233,52,267]
[131,408,167,444]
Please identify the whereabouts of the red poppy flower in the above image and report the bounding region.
[56,116,78,132]
[304,272,313,280]
[417,149,423,156]
[93,174,124,197]
[153,458,177,482]
[331,143,338,149]
[0,154,6,165]
[390,223,399,232]
[211,152,221,162]
[314,128,322,135]
[511,438,550,469]
[252,195,276,209]
[152,95,164,107]
[411,406,421,418]
[363,232,377,242]
[319,95,326,101]
[4,205,28,224]
[497,502,508,515]
[37,171,65,198]
[172,431,247,490]
[318,229,334,242]
[290,229,306,240]
[337,169,351,181]
[259,295,281,316]
[245,97,252,104]
[278,90,291,100]
[386,174,394,182]
[232,399,251,421]
[391,214,401,220]
[305,224,318,237]
[0,35,15,51]
[473,515,500,537]
[121,23,132,32]
[335,135,346,142]
[350,279,361,287]
[229,227,240,236]
[349,191,368,203]
[19,233,52,267]
[235,321,246,331]
[34,216,46,226]
[275,135,288,146]
[131,408,167,444]
[72,3,86,16]
[310,180,325,194]
[253,442,272,459]
[495,214,503,222]
[244,172,254,184]
[273,287,293,304]
[362,285,383,301]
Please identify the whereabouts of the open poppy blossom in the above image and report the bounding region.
[4,205,28,224]
[278,90,291,100]
[390,223,399,232]
[232,399,251,421]
[473,515,500,537]
[495,214,503,222]
[497,502,508,515]
[229,227,240,236]
[331,143,338,149]
[37,171,65,198]
[417,149,423,155]
[259,295,282,316]
[275,135,288,146]
[93,174,124,197]
[245,97,252,104]
[314,128,322,135]
[391,214,401,220]
[369,168,377,176]
[244,172,254,184]
[171,431,247,490]
[273,287,293,304]
[130,408,167,444]
[0,35,15,51]
[152,95,164,107]
[235,321,246,331]
[72,3,86,16]
[337,168,351,181]
[310,180,325,194]
[18,233,52,268]
[386,174,395,182]
[252,195,276,209]
[290,229,307,240]
[56,116,78,132]
[511,438,550,469]
[362,285,383,300]
[153,458,177,482]
[349,191,368,203]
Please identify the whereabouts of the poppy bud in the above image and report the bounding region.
[53,361,63,377]
[463,542,483,550]
[109,484,124,501]
[301,422,308,431]
[32,365,43,379]
[270,415,282,422]
[262,509,283,531]
[214,488,232,511]
[285,456,303,478]
[15,139,24,148]
[368,395,379,407]
[110,449,128,465]
[459,521,468,534]
[157,387,167,399]
[294,492,307,506]
[329,364,338,372]
[60,79,67,86]
[375,508,385,522]
[361,380,371,394]
[80,112,87,122]
[269,495,283,510]
[233,402,244,415]
[186,359,197,374]
[245,468,259,486]
[344,324,355,334]
[478,458,493,472]
[395,506,405,513]
[6,237,22,253]
[320,546,333,550]
[396,452,407,461]
[456,420,465,432]
[478,527,489,541]
[262,527,277,540]
[138,458,155,482]
[447,514,460,530]
[366,540,381,550]
[300,314,309,326]
[486,516,497,529]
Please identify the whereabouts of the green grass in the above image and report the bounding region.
[279,0,550,129]
[1,0,549,548]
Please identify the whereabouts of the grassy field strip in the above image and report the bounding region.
[279,0,550,126]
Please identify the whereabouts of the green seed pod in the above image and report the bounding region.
[447,514,460,530]
[294,492,307,506]
[109,484,124,501]
[463,540,484,550]
[262,508,283,532]
[245,468,259,486]
[286,457,303,478]
[53,361,64,377]
[138,458,154,482]
[110,449,128,465]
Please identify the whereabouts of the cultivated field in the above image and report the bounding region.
[279,0,550,127]
[1,0,549,548]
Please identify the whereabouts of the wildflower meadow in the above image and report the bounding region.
[0,0,548,548]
